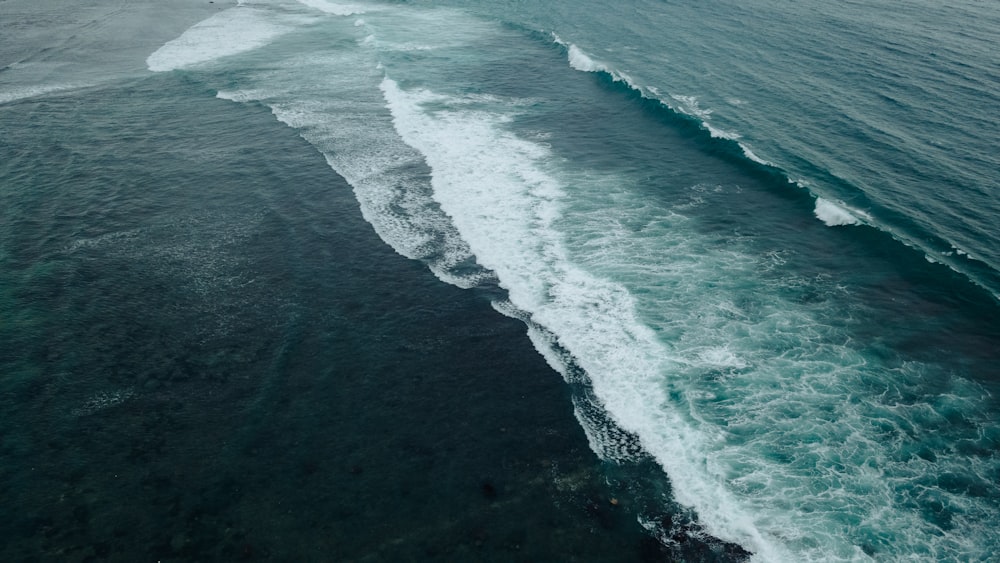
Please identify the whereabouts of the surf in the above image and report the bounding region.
[146,2,1000,560]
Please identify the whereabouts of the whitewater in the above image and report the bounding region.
[142,1,1000,560]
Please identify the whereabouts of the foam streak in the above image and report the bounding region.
[146,7,294,72]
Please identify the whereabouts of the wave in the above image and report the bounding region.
[373,30,1000,561]
[146,7,307,72]
[214,81,487,288]
[0,83,86,105]
[549,38,1000,302]
[295,0,373,16]
[0,62,92,105]
[379,75,795,560]
[814,198,862,227]
[377,74,1000,562]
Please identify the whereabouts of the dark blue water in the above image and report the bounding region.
[3,0,999,561]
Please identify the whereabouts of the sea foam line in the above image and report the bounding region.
[211,26,488,289]
[295,0,373,16]
[379,75,792,561]
[814,197,863,226]
[0,83,86,105]
[379,67,1000,561]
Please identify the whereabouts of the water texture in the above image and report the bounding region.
[3,0,999,561]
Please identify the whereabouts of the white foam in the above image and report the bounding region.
[554,37,638,86]
[667,95,780,169]
[215,89,254,103]
[146,7,294,72]
[0,83,83,104]
[524,325,572,382]
[703,121,775,168]
[706,123,740,141]
[814,197,862,226]
[697,346,748,369]
[271,99,480,287]
[567,44,605,73]
[572,398,646,463]
[296,0,369,16]
[671,94,713,120]
[739,143,774,166]
[214,47,484,288]
[196,13,1000,559]
[377,74,1000,561]
[65,229,141,253]
[554,36,780,175]
[379,76,792,560]
[71,388,135,417]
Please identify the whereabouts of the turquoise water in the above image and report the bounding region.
[4,0,1000,561]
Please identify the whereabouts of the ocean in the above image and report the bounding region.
[2,0,998,561]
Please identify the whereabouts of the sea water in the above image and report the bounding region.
[3,0,999,561]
